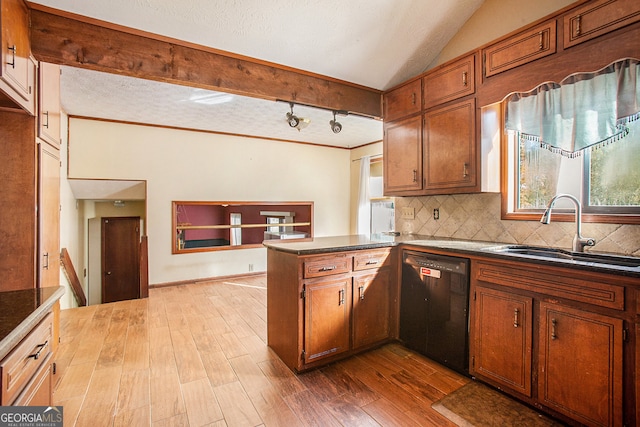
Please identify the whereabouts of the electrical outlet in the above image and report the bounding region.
[249,264,254,272]
[401,207,415,220]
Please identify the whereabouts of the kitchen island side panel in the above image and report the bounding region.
[267,248,302,370]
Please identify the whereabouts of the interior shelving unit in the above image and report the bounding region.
[172,201,313,253]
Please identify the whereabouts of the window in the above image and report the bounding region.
[503,58,640,223]
[505,119,640,221]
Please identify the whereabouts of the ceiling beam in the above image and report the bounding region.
[28,4,382,118]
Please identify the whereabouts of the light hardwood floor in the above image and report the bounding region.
[54,275,470,426]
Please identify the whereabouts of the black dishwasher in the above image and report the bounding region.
[400,250,470,374]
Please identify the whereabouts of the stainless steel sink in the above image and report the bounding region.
[482,245,640,270]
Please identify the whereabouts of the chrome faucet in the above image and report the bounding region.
[540,194,596,252]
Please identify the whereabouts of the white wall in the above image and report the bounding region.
[66,118,352,285]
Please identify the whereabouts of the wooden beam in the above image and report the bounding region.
[28,4,382,118]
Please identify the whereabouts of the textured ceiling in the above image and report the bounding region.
[32,0,485,148]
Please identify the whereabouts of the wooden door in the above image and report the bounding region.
[538,302,623,427]
[303,276,351,364]
[352,269,390,349]
[423,98,476,192]
[472,285,533,397]
[383,115,422,194]
[38,142,60,288]
[102,217,140,303]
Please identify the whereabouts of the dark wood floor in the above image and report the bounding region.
[53,274,471,426]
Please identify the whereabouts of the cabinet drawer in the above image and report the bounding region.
[423,54,475,109]
[383,79,421,122]
[12,353,52,406]
[353,249,391,271]
[303,254,352,278]
[0,313,53,405]
[483,20,556,77]
[564,0,640,48]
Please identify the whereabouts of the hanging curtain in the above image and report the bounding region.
[356,156,371,236]
[505,58,640,157]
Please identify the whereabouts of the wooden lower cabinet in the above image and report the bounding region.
[538,302,623,427]
[303,276,351,364]
[471,286,532,397]
[470,258,634,427]
[352,269,391,349]
[267,246,395,372]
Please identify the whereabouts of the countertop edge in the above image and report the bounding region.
[0,286,65,361]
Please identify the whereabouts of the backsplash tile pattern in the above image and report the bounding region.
[395,193,640,256]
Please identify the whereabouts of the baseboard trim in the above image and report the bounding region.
[150,271,265,289]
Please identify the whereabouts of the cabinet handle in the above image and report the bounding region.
[28,340,48,360]
[462,163,469,178]
[551,318,557,340]
[43,111,50,128]
[538,31,544,50]
[7,45,16,68]
[319,266,336,272]
[412,93,416,105]
[575,15,582,37]
[412,169,417,183]
[43,252,49,270]
[365,260,378,265]
[462,71,468,87]
[513,308,519,328]
[359,285,365,300]
[339,289,345,305]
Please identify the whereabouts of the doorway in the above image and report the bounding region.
[102,216,140,303]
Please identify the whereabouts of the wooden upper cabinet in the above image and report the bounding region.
[483,20,557,77]
[38,63,61,148]
[563,0,640,48]
[538,302,623,427]
[0,0,35,114]
[423,98,476,192]
[423,54,475,109]
[383,79,421,122]
[383,115,423,194]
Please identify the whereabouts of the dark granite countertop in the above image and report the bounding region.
[265,235,640,279]
[0,286,65,360]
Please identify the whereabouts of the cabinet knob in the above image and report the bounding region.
[339,289,345,305]
[412,169,417,183]
[575,15,582,37]
[462,71,468,87]
[463,163,469,178]
[551,318,557,340]
[513,308,520,328]
[43,111,50,128]
[359,285,365,300]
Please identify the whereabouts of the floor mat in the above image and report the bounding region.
[432,381,565,426]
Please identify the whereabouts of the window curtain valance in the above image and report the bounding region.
[504,58,640,157]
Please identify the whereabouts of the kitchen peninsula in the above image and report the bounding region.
[265,235,640,426]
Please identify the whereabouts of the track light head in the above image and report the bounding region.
[286,103,310,131]
[330,111,342,134]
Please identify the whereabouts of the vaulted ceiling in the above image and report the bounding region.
[29,0,485,148]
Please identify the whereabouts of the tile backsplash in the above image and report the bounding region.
[395,193,640,256]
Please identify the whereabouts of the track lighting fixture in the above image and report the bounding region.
[330,111,342,134]
[285,102,310,131]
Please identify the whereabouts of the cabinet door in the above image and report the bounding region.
[38,143,60,288]
[538,302,623,427]
[383,115,422,195]
[0,0,35,113]
[383,79,421,122]
[423,98,476,192]
[472,286,533,397]
[12,357,52,406]
[564,0,640,48]
[483,20,556,77]
[38,63,61,148]
[352,269,390,349]
[423,54,475,109]
[303,277,351,364]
